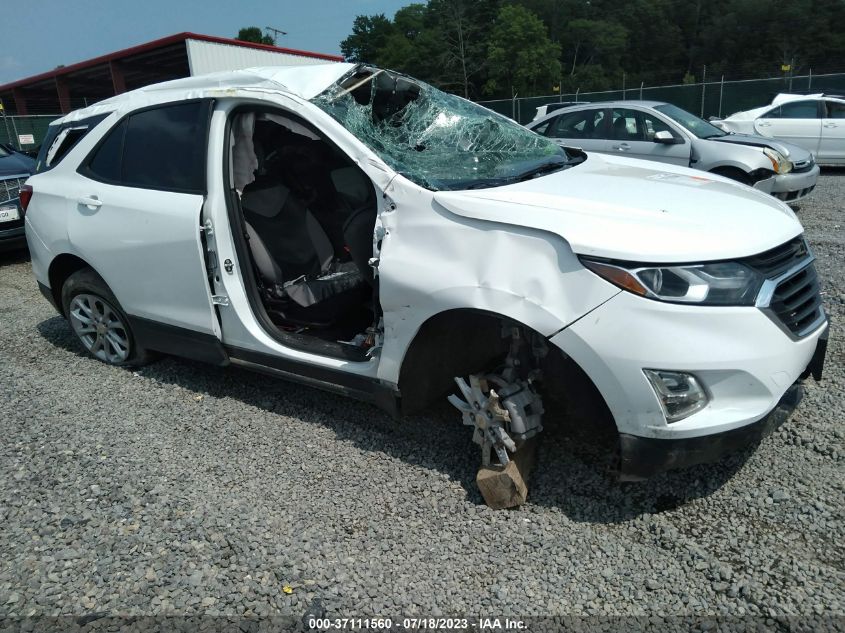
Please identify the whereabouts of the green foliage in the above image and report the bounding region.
[236,27,274,46]
[485,5,561,96]
[338,0,845,99]
[340,14,396,63]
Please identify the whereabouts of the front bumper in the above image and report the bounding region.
[771,164,820,203]
[618,382,803,480]
[550,290,827,442]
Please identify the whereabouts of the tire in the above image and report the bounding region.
[61,268,153,367]
[709,167,752,186]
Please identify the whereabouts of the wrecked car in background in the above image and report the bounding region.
[528,101,820,205]
[22,64,827,505]
[712,93,845,166]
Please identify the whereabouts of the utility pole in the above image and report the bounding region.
[789,56,795,92]
[264,26,287,45]
[700,65,707,117]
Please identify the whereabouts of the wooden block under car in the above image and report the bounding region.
[476,438,538,510]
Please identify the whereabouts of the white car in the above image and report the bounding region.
[22,64,827,490]
[713,93,845,165]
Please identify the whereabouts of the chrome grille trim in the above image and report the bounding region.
[753,241,826,340]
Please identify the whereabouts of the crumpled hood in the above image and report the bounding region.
[708,132,812,161]
[433,153,802,263]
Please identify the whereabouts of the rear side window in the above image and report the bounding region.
[825,100,845,119]
[36,113,108,173]
[765,101,820,119]
[87,120,126,183]
[551,109,606,139]
[82,100,210,193]
[531,117,554,135]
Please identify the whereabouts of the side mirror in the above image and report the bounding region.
[653,130,677,144]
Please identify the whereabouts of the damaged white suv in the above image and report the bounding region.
[24,64,827,485]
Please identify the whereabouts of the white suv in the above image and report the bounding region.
[23,64,828,484]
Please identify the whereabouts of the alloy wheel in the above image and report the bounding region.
[68,293,131,364]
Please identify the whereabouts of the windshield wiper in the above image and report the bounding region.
[515,159,568,182]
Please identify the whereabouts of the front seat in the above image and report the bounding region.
[330,166,378,286]
[241,181,368,327]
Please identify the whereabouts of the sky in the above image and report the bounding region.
[0,0,411,84]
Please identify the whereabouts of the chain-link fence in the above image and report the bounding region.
[3,71,844,148]
[0,114,59,152]
[478,72,845,124]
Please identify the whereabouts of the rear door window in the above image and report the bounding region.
[550,109,605,139]
[765,101,820,119]
[825,100,845,119]
[81,100,211,193]
[531,117,554,135]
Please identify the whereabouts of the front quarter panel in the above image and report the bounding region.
[375,177,620,383]
[693,138,771,173]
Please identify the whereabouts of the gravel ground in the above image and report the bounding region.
[0,173,843,628]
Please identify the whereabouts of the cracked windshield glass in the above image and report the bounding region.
[311,66,568,191]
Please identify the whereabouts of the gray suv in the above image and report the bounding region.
[527,101,820,205]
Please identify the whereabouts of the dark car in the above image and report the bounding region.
[0,143,36,252]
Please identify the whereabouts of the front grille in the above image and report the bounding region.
[769,264,824,336]
[744,236,808,277]
[0,176,27,206]
[745,236,825,338]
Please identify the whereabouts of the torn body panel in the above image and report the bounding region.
[372,175,621,386]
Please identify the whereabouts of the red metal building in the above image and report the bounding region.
[0,32,344,115]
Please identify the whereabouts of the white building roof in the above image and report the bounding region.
[55,63,357,125]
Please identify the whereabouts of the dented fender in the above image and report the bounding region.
[374,177,620,384]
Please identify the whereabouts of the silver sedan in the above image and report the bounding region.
[527,101,820,205]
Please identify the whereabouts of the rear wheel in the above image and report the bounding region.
[61,269,152,367]
[709,166,752,186]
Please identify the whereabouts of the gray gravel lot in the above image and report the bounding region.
[0,173,843,627]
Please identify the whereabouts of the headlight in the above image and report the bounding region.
[581,259,764,305]
[763,147,792,174]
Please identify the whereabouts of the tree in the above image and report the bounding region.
[562,19,627,78]
[338,0,843,101]
[236,27,274,46]
[340,15,396,63]
[484,5,561,97]
[425,0,500,97]
[375,4,430,74]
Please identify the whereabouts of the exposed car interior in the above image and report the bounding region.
[228,109,379,358]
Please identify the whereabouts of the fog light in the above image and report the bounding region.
[644,370,708,422]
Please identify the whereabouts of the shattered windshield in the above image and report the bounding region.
[311,67,569,191]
